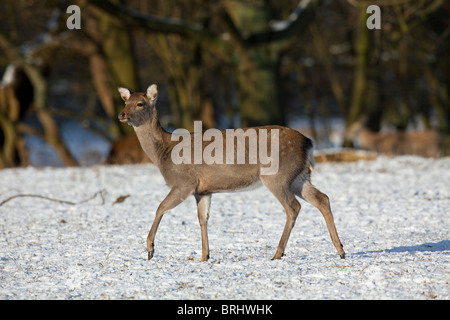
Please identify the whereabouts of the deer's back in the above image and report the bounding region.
[157,126,313,193]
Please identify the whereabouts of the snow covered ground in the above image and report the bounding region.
[0,155,448,299]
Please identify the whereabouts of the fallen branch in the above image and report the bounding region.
[0,189,106,207]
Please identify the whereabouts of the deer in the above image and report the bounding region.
[117,84,345,262]
[345,116,442,158]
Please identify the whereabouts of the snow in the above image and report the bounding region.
[0,156,448,299]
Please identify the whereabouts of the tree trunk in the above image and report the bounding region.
[0,109,17,168]
[309,22,346,117]
[343,7,371,147]
[95,0,139,137]
[348,7,370,127]
[234,49,283,127]
[149,33,203,131]
[425,65,450,156]
[22,64,78,166]
[225,0,284,127]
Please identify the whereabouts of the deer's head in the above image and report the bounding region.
[118,84,158,127]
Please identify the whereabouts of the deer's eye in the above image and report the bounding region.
[137,103,144,108]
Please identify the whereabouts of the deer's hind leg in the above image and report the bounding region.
[292,177,345,259]
[262,177,301,260]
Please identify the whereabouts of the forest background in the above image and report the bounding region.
[0,0,449,168]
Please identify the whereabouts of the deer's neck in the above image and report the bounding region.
[134,118,171,166]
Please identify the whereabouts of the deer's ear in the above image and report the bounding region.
[146,84,158,104]
[118,87,131,101]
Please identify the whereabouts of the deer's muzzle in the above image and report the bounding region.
[118,112,128,123]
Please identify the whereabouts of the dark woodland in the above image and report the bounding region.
[0,0,449,168]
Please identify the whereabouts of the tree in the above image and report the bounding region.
[83,1,139,138]
[0,26,78,167]
[87,0,323,127]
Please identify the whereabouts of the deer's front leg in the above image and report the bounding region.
[147,187,193,260]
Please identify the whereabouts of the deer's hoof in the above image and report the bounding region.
[271,252,285,260]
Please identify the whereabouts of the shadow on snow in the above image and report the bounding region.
[355,240,449,257]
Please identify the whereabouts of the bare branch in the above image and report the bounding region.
[243,0,322,47]
[87,0,323,50]
[86,0,226,56]
[0,189,107,207]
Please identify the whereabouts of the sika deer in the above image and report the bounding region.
[345,116,442,158]
[118,84,345,261]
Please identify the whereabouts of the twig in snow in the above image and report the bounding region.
[0,189,107,207]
